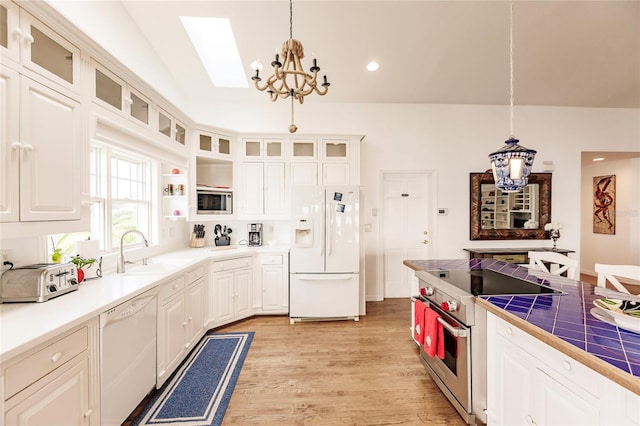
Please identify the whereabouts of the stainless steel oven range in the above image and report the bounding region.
[411,266,563,425]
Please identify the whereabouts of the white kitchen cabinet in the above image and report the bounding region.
[321,139,349,160]
[92,62,152,129]
[210,257,253,327]
[322,162,350,185]
[258,253,289,314]
[156,106,187,148]
[0,70,81,223]
[241,138,284,159]
[184,276,205,350]
[196,131,233,161]
[2,318,99,426]
[485,312,640,426]
[289,162,318,186]
[157,276,186,387]
[0,0,20,64]
[239,162,286,217]
[1,2,81,95]
[156,264,206,387]
[290,139,317,159]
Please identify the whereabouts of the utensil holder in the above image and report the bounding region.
[215,236,230,246]
[189,233,205,248]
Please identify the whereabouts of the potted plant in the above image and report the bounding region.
[70,255,97,283]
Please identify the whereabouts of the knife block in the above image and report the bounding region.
[215,236,230,246]
[189,233,205,248]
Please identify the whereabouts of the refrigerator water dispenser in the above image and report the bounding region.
[294,218,313,247]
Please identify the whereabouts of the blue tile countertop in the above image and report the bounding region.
[404,258,640,395]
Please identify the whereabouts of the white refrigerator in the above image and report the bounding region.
[289,185,360,321]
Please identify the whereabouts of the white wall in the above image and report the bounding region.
[581,157,640,275]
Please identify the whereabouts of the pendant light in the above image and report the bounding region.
[489,2,536,193]
[251,0,330,133]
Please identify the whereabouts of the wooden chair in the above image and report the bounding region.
[595,264,640,294]
[527,251,578,279]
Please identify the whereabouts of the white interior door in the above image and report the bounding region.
[383,172,433,298]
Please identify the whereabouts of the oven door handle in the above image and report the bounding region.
[437,317,469,338]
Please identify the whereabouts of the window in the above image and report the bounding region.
[104,146,154,248]
[49,145,156,259]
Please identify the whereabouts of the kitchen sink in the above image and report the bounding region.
[125,258,193,275]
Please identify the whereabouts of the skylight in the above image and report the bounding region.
[180,16,248,88]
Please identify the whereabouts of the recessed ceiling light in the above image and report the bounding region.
[592,157,605,162]
[367,61,380,72]
[180,16,248,88]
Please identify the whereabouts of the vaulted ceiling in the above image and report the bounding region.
[117,1,639,109]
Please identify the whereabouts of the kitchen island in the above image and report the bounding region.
[405,258,639,425]
[405,258,640,394]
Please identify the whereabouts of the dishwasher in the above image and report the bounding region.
[100,288,157,426]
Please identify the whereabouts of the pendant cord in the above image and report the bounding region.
[289,0,293,39]
[509,1,514,138]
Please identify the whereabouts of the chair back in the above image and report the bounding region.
[595,264,640,294]
[528,251,578,279]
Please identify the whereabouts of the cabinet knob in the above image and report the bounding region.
[24,33,34,44]
[526,414,537,425]
[22,143,34,152]
[422,240,429,245]
[12,28,22,39]
[50,352,62,363]
[11,141,22,150]
[506,327,513,336]
[83,409,93,418]
[124,97,133,105]
[562,360,572,372]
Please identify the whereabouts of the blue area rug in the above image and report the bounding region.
[133,332,253,426]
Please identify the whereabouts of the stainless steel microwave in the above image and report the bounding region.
[196,187,232,214]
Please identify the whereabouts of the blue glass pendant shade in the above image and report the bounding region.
[489,137,537,192]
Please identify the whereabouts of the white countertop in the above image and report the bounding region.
[0,245,288,361]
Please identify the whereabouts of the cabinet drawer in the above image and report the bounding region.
[495,316,602,396]
[4,326,88,399]
[186,266,205,284]
[493,254,526,263]
[212,257,252,272]
[160,276,185,299]
[260,255,283,265]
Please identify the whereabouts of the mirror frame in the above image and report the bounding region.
[470,172,552,240]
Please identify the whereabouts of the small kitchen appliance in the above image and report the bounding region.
[0,262,80,303]
[248,223,263,247]
[196,187,232,214]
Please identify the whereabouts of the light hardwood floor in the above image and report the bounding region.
[216,298,465,425]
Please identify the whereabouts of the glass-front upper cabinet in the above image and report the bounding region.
[322,139,349,160]
[157,107,188,149]
[196,131,233,160]
[0,1,19,63]
[291,139,317,160]
[93,62,151,128]
[1,4,81,95]
[241,138,283,159]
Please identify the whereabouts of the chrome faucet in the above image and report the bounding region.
[117,230,149,273]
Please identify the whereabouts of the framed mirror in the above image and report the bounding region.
[470,172,552,240]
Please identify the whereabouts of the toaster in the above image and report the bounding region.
[0,263,80,303]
